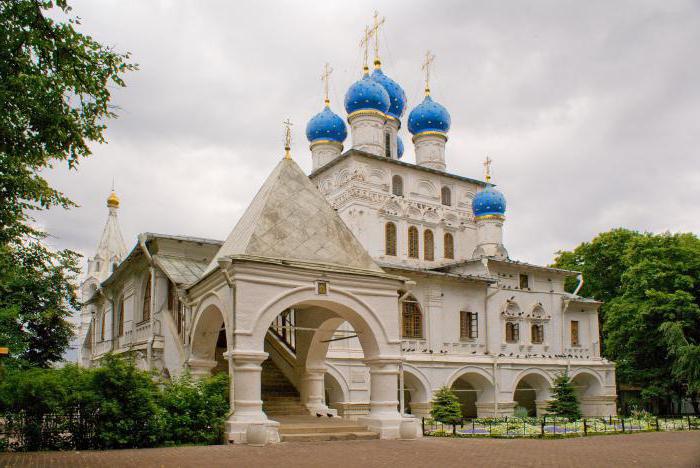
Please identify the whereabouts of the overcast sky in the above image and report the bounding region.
[36,0,700,270]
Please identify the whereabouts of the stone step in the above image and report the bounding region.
[280,431,379,442]
[279,424,369,435]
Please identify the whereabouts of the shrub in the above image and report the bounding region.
[513,406,529,418]
[431,386,462,425]
[0,354,229,451]
[160,372,229,445]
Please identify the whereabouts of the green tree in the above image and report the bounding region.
[552,228,642,323]
[0,0,135,367]
[546,373,581,420]
[554,230,700,413]
[431,386,462,424]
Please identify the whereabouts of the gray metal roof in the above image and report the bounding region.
[154,255,209,286]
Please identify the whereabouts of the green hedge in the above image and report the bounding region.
[0,354,229,451]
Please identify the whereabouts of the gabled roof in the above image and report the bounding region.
[434,257,580,277]
[309,149,491,188]
[206,157,383,274]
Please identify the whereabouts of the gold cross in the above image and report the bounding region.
[321,63,333,106]
[370,10,385,68]
[483,156,493,182]
[359,25,374,73]
[283,118,293,159]
[421,50,435,96]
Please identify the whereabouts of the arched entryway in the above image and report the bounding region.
[449,369,495,418]
[512,371,553,416]
[571,370,608,417]
[399,366,431,418]
[225,287,403,443]
[189,301,230,378]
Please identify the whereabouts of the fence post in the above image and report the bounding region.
[472,419,475,432]
[541,419,545,437]
[655,417,659,431]
[453,422,457,436]
[621,418,625,433]
[422,417,425,435]
[583,419,587,436]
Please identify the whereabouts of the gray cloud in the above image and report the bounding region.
[36,0,700,267]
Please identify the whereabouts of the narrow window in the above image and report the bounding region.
[402,297,423,339]
[506,322,519,343]
[142,276,151,323]
[385,132,391,158]
[571,320,579,346]
[100,312,106,341]
[519,274,530,290]
[441,186,452,206]
[118,298,124,337]
[385,222,397,256]
[424,229,434,261]
[408,226,419,258]
[460,311,478,339]
[167,281,178,311]
[531,323,543,344]
[392,175,403,196]
[444,232,455,259]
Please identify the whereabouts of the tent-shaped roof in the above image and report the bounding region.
[206,157,382,273]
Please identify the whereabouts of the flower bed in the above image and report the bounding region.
[423,416,699,439]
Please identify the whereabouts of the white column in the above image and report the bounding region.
[187,358,217,378]
[473,216,508,259]
[384,118,400,159]
[225,350,280,444]
[349,110,387,156]
[310,140,343,171]
[301,367,335,415]
[359,358,403,439]
[413,132,447,171]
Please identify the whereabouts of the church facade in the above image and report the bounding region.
[79,26,617,443]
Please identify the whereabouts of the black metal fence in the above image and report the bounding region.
[422,415,700,438]
[0,411,99,452]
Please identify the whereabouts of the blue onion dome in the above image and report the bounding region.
[344,73,391,115]
[371,68,407,119]
[407,95,451,135]
[472,186,507,218]
[306,106,347,143]
[396,135,404,159]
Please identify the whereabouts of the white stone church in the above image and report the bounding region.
[79,24,616,443]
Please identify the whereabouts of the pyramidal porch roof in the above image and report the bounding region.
[205,157,384,275]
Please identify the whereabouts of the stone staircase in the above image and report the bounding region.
[261,360,378,442]
[261,359,308,416]
[275,415,379,442]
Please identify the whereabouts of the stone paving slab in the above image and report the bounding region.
[1,431,699,468]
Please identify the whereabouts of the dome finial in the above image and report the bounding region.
[371,10,385,69]
[321,63,333,107]
[283,118,293,160]
[421,50,436,96]
[106,189,120,209]
[360,25,374,75]
[483,156,493,183]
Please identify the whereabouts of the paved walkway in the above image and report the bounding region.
[1,431,699,467]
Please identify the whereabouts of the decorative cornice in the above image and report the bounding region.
[347,109,387,121]
[310,139,344,150]
[412,130,448,142]
[475,214,505,222]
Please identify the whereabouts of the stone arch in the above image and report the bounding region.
[401,364,431,417]
[247,286,394,357]
[189,295,228,377]
[570,369,604,397]
[324,363,350,405]
[512,369,554,416]
[446,366,495,418]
